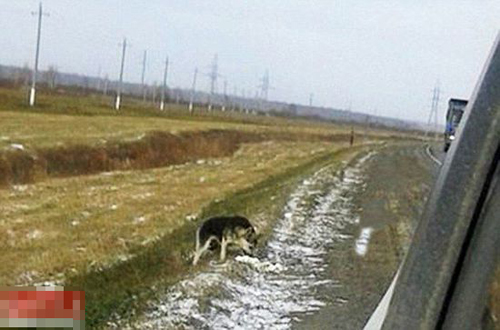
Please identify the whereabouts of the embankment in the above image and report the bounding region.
[0,129,386,186]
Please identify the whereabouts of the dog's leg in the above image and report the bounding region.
[195,227,201,252]
[192,249,202,266]
[220,236,228,262]
[192,228,202,265]
[193,236,219,266]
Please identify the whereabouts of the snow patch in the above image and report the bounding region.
[12,185,28,192]
[185,214,197,222]
[26,229,43,240]
[133,216,147,224]
[355,227,374,256]
[10,143,25,151]
[235,255,286,273]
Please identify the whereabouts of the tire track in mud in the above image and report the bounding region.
[125,152,375,330]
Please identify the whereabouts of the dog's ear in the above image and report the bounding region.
[244,227,255,236]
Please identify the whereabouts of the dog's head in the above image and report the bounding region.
[234,226,258,255]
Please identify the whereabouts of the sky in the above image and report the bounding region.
[0,1,498,122]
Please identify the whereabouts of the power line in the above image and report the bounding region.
[29,2,49,107]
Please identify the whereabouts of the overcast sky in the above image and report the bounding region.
[0,1,498,122]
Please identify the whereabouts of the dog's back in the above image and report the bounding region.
[198,216,254,244]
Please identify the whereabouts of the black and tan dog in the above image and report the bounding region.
[192,216,258,265]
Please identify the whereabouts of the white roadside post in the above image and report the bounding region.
[115,38,127,110]
[30,2,48,107]
[160,56,169,111]
[188,67,198,113]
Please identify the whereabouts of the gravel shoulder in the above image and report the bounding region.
[294,142,439,329]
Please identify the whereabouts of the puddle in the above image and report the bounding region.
[124,152,374,329]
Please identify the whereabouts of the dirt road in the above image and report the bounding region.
[120,142,439,329]
[295,143,439,329]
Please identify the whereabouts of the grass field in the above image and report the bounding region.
[0,86,349,148]
[0,140,346,285]
[0,86,408,188]
[0,86,412,149]
[0,85,415,327]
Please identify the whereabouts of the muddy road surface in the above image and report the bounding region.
[126,143,440,330]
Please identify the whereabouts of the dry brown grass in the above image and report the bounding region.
[0,86,415,188]
[0,109,369,150]
[0,139,353,286]
[488,266,500,328]
[0,86,403,287]
[0,129,362,186]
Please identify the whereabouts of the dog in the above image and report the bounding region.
[192,216,257,265]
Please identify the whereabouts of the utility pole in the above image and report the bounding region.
[96,66,102,91]
[309,93,314,107]
[115,38,127,110]
[141,50,147,101]
[207,54,220,111]
[426,83,441,139]
[258,70,272,112]
[252,89,259,114]
[241,89,249,114]
[103,74,109,96]
[259,70,270,101]
[29,2,49,107]
[232,86,238,111]
[222,79,228,111]
[160,56,169,111]
[189,67,198,113]
[152,81,158,104]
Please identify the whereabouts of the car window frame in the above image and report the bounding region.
[379,32,500,330]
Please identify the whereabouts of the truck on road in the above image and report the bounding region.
[444,98,468,152]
